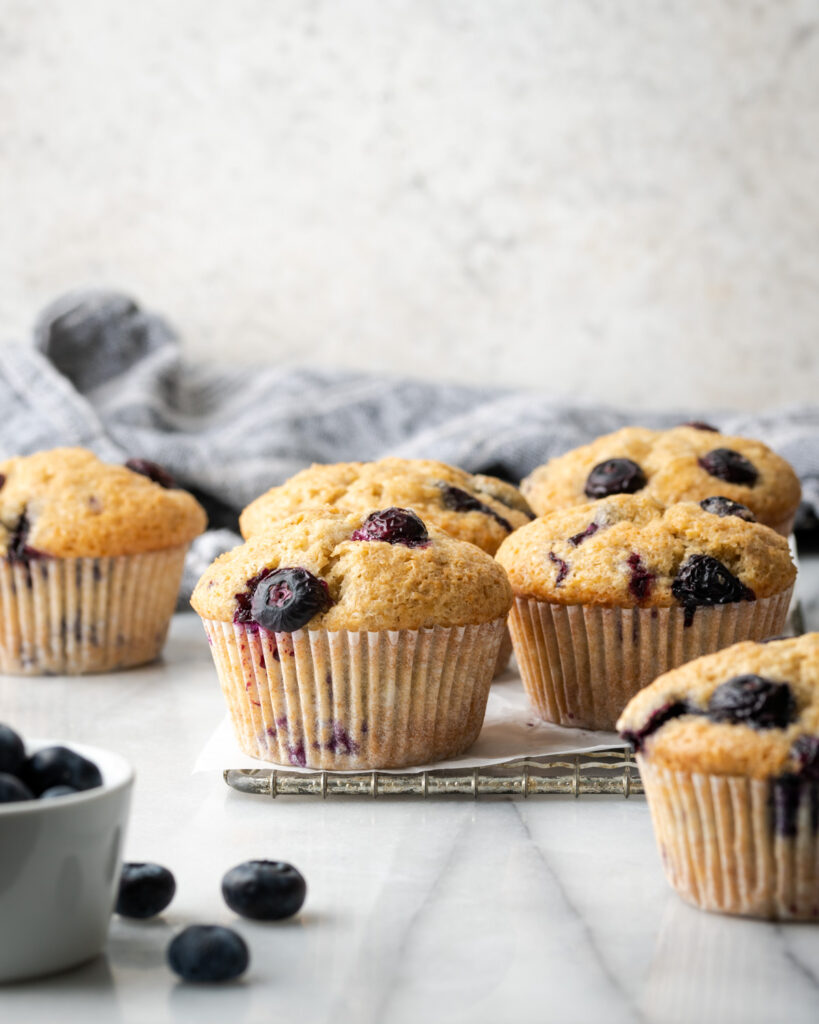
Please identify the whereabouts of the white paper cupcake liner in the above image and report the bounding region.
[508,587,794,732]
[0,546,188,675]
[492,626,513,679]
[638,757,819,920]
[200,617,507,770]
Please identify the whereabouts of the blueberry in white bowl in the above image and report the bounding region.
[0,730,133,982]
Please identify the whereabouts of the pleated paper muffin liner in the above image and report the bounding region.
[508,587,794,732]
[638,757,819,920]
[492,626,514,679]
[0,546,188,675]
[200,617,507,770]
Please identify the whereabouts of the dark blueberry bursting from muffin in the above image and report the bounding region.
[699,496,757,522]
[21,745,103,796]
[770,774,803,837]
[437,483,512,532]
[117,862,177,919]
[5,511,47,564]
[0,772,34,803]
[125,457,177,489]
[707,674,796,730]
[351,507,429,547]
[626,553,654,601]
[681,421,719,432]
[584,458,647,499]
[791,736,819,781]
[0,473,5,490]
[548,551,569,587]
[619,700,696,753]
[249,567,332,633]
[234,568,275,624]
[222,859,307,921]
[698,448,758,487]
[568,522,598,547]
[471,474,536,518]
[167,925,249,983]
[0,723,25,776]
[671,554,755,626]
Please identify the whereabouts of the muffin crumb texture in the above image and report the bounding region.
[495,495,795,608]
[522,426,801,533]
[617,633,819,778]
[239,457,533,555]
[192,507,513,632]
[0,448,206,557]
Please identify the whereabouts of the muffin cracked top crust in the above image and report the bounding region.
[521,425,801,533]
[616,634,819,780]
[0,448,207,558]
[494,494,795,612]
[239,458,534,555]
[192,507,513,632]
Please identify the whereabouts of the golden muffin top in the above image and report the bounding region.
[239,457,533,556]
[494,494,795,609]
[521,425,801,534]
[0,448,207,558]
[193,506,513,632]
[616,633,819,779]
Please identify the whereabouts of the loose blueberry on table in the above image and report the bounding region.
[167,925,249,983]
[247,567,332,633]
[222,860,307,921]
[584,458,646,499]
[117,862,177,919]
[698,448,758,486]
[125,457,177,490]
[699,496,757,522]
[351,507,429,547]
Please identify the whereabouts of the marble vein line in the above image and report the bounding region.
[775,925,819,993]
[368,814,473,1024]
[323,812,472,1024]
[511,802,650,1024]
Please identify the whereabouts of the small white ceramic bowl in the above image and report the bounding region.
[0,740,134,983]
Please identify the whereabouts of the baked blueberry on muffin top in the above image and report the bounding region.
[521,426,801,535]
[0,448,206,558]
[494,494,795,622]
[194,506,512,632]
[238,457,533,556]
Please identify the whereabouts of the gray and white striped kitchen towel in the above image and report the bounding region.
[1,290,817,600]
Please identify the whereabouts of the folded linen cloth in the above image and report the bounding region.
[1,290,817,600]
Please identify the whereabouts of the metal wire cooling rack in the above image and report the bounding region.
[223,747,642,800]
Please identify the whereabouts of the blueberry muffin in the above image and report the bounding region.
[495,495,796,730]
[0,448,206,674]
[240,457,533,676]
[239,458,534,555]
[191,506,513,770]
[521,425,801,536]
[618,633,819,919]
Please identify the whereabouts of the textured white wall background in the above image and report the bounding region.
[1,0,818,409]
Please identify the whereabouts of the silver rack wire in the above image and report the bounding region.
[224,747,642,800]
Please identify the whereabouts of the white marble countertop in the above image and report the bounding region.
[2,551,818,1024]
